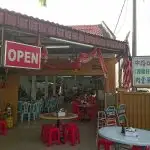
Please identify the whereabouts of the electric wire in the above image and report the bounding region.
[116,0,129,35]
[113,0,127,34]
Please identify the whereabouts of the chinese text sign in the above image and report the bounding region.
[132,56,150,87]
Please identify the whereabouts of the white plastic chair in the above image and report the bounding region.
[97,111,106,128]
[96,111,106,146]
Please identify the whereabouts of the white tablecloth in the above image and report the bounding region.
[99,126,150,146]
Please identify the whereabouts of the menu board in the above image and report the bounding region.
[132,56,150,87]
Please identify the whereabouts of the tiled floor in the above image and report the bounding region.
[0,119,97,150]
[0,102,99,150]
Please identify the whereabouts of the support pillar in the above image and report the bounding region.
[53,76,56,96]
[45,76,48,99]
[1,27,5,65]
[31,76,36,100]
[31,34,41,100]
[104,77,109,109]
[118,60,122,88]
[104,77,109,93]
[132,0,137,57]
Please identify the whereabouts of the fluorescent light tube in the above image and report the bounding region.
[46,45,70,49]
[49,37,94,48]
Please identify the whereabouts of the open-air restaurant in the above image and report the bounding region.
[0,7,150,150]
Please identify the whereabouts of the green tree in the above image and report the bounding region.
[39,0,47,6]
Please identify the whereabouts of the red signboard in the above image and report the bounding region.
[4,41,41,69]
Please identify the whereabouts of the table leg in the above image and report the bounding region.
[56,119,60,128]
[56,119,65,144]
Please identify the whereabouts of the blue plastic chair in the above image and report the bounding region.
[105,106,117,117]
[39,99,44,113]
[48,98,57,112]
[35,101,42,118]
[31,103,38,120]
[20,102,31,123]
[44,99,49,112]
[117,104,126,115]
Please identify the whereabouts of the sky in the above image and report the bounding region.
[0,0,149,55]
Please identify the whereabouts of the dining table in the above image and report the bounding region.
[40,112,78,127]
[99,126,150,149]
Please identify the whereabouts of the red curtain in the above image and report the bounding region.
[118,44,132,90]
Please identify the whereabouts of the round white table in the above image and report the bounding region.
[99,126,150,146]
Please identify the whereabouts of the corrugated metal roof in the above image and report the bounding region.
[71,25,102,36]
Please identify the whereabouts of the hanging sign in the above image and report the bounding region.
[4,41,41,69]
[132,56,150,87]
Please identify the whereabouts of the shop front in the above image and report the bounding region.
[0,8,127,124]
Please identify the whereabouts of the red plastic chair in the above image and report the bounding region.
[97,109,116,150]
[47,127,61,146]
[98,138,114,150]
[87,105,98,120]
[76,106,85,120]
[88,96,96,104]
[106,118,117,126]
[72,101,80,114]
[0,120,7,136]
[64,123,80,145]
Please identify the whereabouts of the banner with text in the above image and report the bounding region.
[132,56,150,87]
[4,41,41,69]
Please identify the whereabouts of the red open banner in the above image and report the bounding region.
[4,41,41,69]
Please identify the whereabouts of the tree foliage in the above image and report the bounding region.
[39,0,47,7]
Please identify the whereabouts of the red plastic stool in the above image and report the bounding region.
[41,124,54,143]
[0,120,7,136]
[64,123,80,146]
[98,138,114,150]
[47,127,60,146]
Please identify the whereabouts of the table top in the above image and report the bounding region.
[99,126,150,146]
[40,113,78,120]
